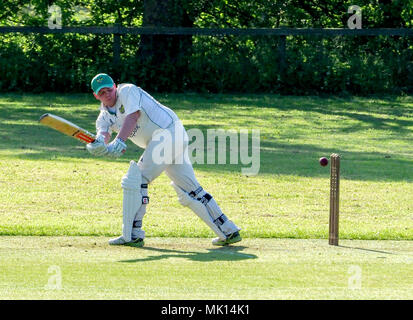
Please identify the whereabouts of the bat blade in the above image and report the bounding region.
[39,113,95,144]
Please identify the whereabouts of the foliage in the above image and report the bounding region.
[0,0,413,93]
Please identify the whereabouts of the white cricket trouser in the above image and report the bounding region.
[133,121,240,239]
[138,121,200,191]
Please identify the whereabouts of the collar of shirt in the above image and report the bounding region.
[100,97,121,115]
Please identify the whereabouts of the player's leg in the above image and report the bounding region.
[165,122,241,245]
[130,166,151,245]
[122,123,185,245]
[130,138,172,244]
[109,136,170,245]
[109,160,145,245]
[166,160,241,246]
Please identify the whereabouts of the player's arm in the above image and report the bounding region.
[100,86,142,157]
[102,111,140,158]
[116,111,140,142]
[99,132,111,144]
[86,111,113,156]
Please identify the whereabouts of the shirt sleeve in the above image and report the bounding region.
[96,111,112,135]
[118,85,142,116]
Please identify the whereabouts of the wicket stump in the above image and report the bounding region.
[329,153,340,246]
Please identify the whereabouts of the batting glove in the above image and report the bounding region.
[86,135,108,156]
[106,137,127,158]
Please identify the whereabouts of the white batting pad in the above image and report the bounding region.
[121,160,142,242]
[171,182,226,239]
[195,190,241,236]
[219,219,241,235]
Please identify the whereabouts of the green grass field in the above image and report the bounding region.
[0,93,412,299]
[1,237,411,299]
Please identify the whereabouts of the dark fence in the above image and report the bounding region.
[1,26,412,93]
[2,26,412,67]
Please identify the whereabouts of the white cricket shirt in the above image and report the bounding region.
[96,84,179,148]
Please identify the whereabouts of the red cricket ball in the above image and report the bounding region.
[319,157,329,167]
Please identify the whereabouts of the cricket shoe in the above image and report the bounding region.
[108,236,144,247]
[212,231,242,246]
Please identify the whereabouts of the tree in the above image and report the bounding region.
[138,0,194,91]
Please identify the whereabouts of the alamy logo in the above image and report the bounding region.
[48,5,62,29]
[348,265,362,290]
[45,5,91,29]
[150,123,261,175]
[44,265,62,290]
[347,5,362,29]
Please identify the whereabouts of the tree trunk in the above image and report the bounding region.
[139,0,193,92]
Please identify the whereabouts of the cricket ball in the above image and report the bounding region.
[319,157,328,167]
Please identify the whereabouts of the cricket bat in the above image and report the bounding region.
[39,113,95,144]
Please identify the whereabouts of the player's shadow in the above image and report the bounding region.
[119,245,257,263]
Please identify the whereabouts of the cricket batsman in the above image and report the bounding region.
[86,73,241,247]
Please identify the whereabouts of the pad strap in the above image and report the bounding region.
[214,214,228,226]
[133,220,142,228]
[189,186,203,198]
[198,193,212,205]
[141,183,149,204]
[190,188,228,227]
